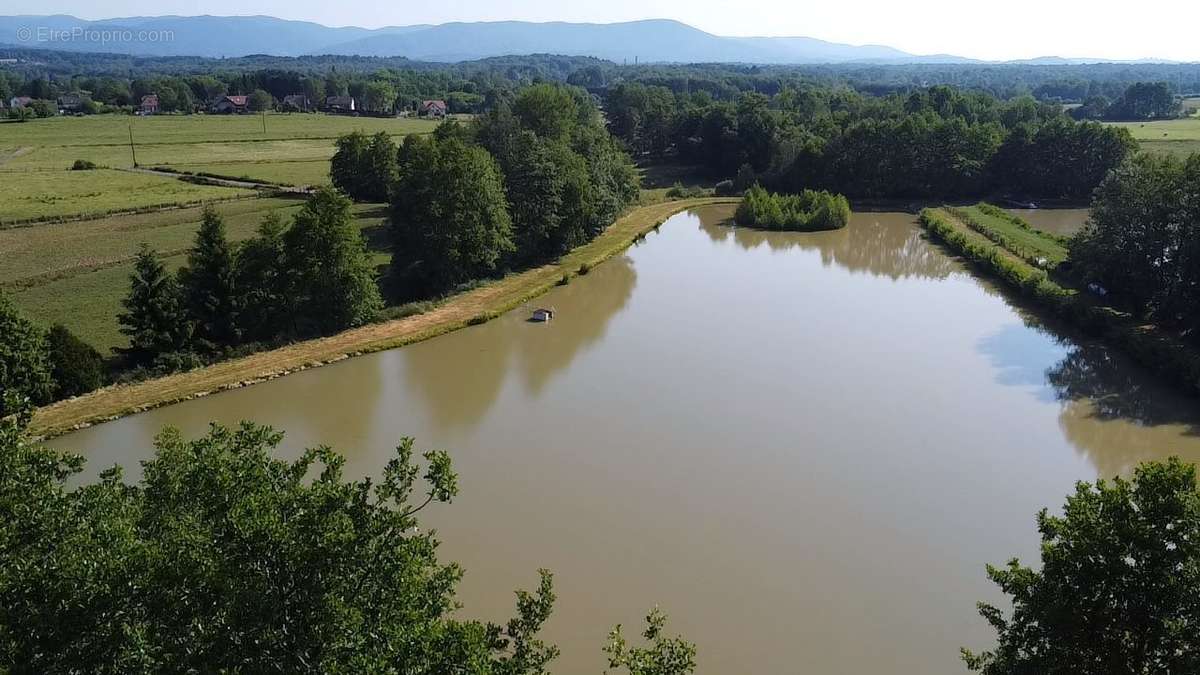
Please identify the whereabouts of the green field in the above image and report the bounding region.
[0,113,442,218]
[953,204,1069,266]
[1107,117,1200,158]
[0,169,256,223]
[3,198,391,354]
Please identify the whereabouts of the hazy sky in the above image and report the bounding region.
[9,0,1199,62]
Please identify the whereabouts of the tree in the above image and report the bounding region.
[511,83,579,140]
[363,80,396,114]
[179,206,240,350]
[0,293,53,415]
[284,188,382,335]
[330,131,395,202]
[964,458,1200,674]
[117,245,192,366]
[248,88,273,112]
[45,324,105,399]
[235,213,292,343]
[391,135,514,295]
[0,419,558,673]
[604,608,697,675]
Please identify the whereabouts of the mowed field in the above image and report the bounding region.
[0,113,442,221]
[2,197,391,354]
[1108,116,1200,158]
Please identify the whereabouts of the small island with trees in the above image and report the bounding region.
[734,184,851,231]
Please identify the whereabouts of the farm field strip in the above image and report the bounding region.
[5,199,389,353]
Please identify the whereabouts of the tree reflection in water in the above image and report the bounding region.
[696,205,959,281]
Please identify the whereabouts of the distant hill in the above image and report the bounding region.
[0,15,939,63]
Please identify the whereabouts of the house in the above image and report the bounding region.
[9,96,32,108]
[139,94,160,115]
[57,94,85,113]
[324,96,356,113]
[418,99,448,118]
[211,95,249,114]
[281,94,311,112]
[530,308,554,322]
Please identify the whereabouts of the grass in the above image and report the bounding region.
[0,169,255,223]
[4,199,390,354]
[1106,117,1200,158]
[29,197,738,438]
[949,203,1069,266]
[0,113,442,217]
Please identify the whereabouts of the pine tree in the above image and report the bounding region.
[0,292,54,415]
[117,245,192,366]
[235,212,291,343]
[179,205,240,351]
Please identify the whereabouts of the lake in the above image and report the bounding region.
[50,204,1200,675]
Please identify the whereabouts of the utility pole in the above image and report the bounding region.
[127,122,138,167]
[261,109,267,135]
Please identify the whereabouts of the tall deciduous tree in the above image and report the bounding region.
[391,135,514,295]
[964,458,1200,674]
[0,293,53,415]
[116,245,192,366]
[179,205,240,351]
[284,188,382,335]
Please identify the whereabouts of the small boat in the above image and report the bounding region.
[530,308,554,322]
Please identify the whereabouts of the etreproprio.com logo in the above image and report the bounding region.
[14,26,175,45]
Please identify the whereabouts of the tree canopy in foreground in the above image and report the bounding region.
[0,396,695,675]
[964,458,1200,674]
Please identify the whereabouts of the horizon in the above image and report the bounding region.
[3,2,1198,62]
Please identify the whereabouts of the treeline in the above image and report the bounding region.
[1068,81,1182,121]
[734,185,850,231]
[332,82,639,298]
[116,191,381,372]
[605,83,1136,200]
[1072,153,1200,341]
[0,63,527,116]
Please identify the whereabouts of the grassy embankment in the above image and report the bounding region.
[0,113,442,220]
[920,206,1200,397]
[945,203,1069,267]
[2,198,389,353]
[1106,116,1200,158]
[30,197,736,438]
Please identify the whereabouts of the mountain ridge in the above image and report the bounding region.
[0,15,1182,64]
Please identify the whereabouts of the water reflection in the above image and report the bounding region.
[977,311,1200,477]
[697,207,959,280]
[402,254,637,429]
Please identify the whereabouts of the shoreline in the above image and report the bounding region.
[30,197,738,439]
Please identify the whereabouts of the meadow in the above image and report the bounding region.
[0,112,442,219]
[1107,116,1200,158]
[4,198,391,354]
[0,169,256,223]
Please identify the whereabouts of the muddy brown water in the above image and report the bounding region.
[50,205,1200,674]
[1005,207,1091,237]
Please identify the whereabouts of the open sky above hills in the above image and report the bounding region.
[3,1,1198,62]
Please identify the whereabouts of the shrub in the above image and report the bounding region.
[70,159,98,171]
[735,184,851,232]
[664,183,708,199]
[46,324,106,398]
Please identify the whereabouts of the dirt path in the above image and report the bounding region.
[31,197,737,438]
